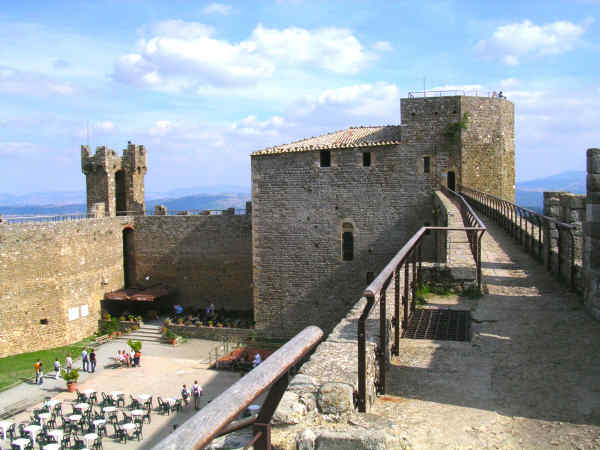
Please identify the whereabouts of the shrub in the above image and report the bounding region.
[61,369,79,383]
[128,339,142,352]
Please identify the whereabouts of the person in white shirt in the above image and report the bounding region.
[54,358,61,380]
[192,380,203,410]
[65,354,73,374]
[181,384,191,407]
[252,353,262,368]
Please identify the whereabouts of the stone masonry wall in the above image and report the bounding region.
[460,97,515,202]
[252,144,435,338]
[584,148,600,319]
[0,217,129,357]
[132,214,252,311]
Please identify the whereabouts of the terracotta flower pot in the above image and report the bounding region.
[170,339,177,345]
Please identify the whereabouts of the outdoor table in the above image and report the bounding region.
[75,403,90,411]
[137,394,151,402]
[82,389,95,396]
[44,399,59,408]
[122,422,136,435]
[69,414,82,423]
[102,406,116,414]
[164,397,177,405]
[92,419,106,430]
[83,432,98,447]
[43,444,60,450]
[110,391,123,399]
[47,429,63,443]
[248,404,260,415]
[24,424,42,444]
[0,420,13,439]
[12,438,31,450]
[38,412,51,425]
[131,409,144,417]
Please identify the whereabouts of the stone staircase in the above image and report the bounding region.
[115,323,163,344]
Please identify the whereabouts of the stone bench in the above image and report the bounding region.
[93,335,111,346]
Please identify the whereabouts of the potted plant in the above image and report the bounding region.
[116,330,122,337]
[196,321,203,328]
[177,317,184,325]
[208,320,213,328]
[61,369,80,392]
[103,312,111,320]
[216,322,223,328]
[128,314,135,322]
[136,315,142,323]
[120,315,126,322]
[164,318,172,326]
[165,329,177,345]
[161,324,167,334]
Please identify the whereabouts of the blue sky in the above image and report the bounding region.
[1,0,599,195]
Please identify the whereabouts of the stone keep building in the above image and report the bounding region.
[251,95,515,337]
[81,142,147,217]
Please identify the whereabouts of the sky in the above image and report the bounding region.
[1,0,599,195]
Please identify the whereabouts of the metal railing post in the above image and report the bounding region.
[358,294,374,413]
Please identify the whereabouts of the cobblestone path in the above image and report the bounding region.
[373,219,600,449]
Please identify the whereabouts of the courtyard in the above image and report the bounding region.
[0,338,253,449]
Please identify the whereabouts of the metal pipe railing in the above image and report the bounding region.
[460,185,578,291]
[153,326,323,450]
[357,188,487,412]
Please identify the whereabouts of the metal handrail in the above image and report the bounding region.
[459,185,578,291]
[357,188,487,412]
[0,213,92,223]
[154,326,323,450]
[407,89,496,98]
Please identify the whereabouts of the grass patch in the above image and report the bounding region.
[0,336,95,391]
[461,285,482,299]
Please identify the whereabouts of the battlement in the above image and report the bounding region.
[81,145,122,174]
[122,142,147,173]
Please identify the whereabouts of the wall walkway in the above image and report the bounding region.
[373,218,600,448]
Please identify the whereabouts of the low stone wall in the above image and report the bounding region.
[166,324,254,341]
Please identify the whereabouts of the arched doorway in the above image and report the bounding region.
[115,170,126,215]
[447,171,456,191]
[123,227,136,288]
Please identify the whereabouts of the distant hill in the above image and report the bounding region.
[516,170,585,210]
[0,191,251,217]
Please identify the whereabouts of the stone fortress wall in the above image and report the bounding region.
[0,217,130,357]
[132,214,252,311]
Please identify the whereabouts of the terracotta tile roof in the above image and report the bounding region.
[251,125,403,156]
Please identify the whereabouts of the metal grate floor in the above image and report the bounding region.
[402,309,471,341]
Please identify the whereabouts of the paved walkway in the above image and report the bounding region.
[374,219,600,449]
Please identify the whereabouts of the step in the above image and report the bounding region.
[114,336,162,343]
[139,324,162,330]
[124,329,161,336]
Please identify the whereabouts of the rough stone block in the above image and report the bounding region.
[314,429,388,450]
[317,383,354,415]
[587,148,600,174]
[587,174,600,193]
[273,391,308,425]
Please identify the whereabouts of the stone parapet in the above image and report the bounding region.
[584,148,600,319]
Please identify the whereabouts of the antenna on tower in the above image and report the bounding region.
[86,120,90,148]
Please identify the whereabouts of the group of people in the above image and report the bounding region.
[180,380,203,410]
[81,348,97,372]
[33,352,77,385]
[116,348,141,367]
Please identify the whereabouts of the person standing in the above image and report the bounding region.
[54,358,61,380]
[65,354,73,374]
[34,359,41,384]
[181,384,190,407]
[81,348,88,372]
[192,380,203,410]
[38,361,44,385]
[89,349,97,373]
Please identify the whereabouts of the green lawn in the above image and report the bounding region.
[0,336,95,391]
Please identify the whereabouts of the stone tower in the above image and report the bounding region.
[400,96,515,201]
[81,142,147,216]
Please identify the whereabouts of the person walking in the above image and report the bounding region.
[54,358,61,380]
[34,359,41,384]
[65,354,73,374]
[81,348,88,372]
[38,361,44,385]
[89,349,96,373]
[181,384,190,407]
[192,380,203,410]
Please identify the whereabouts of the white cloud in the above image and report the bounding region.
[94,121,115,132]
[0,65,76,97]
[373,41,393,52]
[202,3,232,15]
[475,19,589,65]
[113,21,377,91]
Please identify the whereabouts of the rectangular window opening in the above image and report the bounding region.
[366,272,374,284]
[424,156,431,173]
[342,231,353,261]
[320,150,331,167]
[40,319,48,325]
[363,152,371,167]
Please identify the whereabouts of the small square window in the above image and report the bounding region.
[320,150,331,167]
[363,152,371,167]
[366,272,374,284]
[423,156,431,173]
[40,319,48,325]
